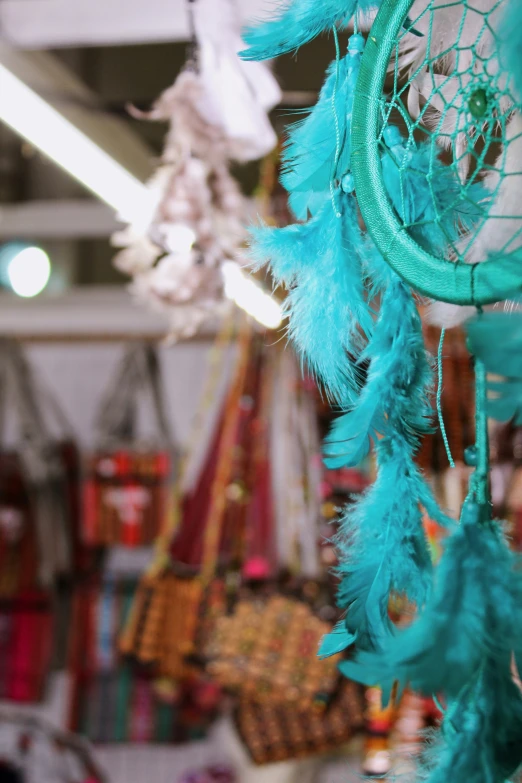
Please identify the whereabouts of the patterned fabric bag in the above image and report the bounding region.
[83,343,177,547]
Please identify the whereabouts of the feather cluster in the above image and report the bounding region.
[245,4,522,780]
[341,502,522,698]
[249,193,370,406]
[417,660,522,783]
[241,0,380,61]
[322,268,452,656]
[281,33,365,219]
[248,31,453,659]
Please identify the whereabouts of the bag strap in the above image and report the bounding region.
[0,339,70,585]
[0,345,10,447]
[94,342,178,452]
[148,312,247,578]
[131,343,177,451]
[94,345,141,446]
[38,378,75,441]
[2,339,49,451]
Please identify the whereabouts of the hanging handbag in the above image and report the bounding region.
[0,339,75,587]
[0,452,39,598]
[119,323,252,680]
[83,343,178,547]
[68,574,221,743]
[69,320,247,743]
[0,590,54,703]
[235,679,364,765]
[204,590,341,708]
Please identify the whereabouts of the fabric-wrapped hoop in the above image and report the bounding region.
[350,0,522,306]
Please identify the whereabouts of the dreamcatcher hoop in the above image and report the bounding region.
[351,0,522,306]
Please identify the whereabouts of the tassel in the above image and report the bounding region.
[281,34,365,220]
[341,501,522,703]
[248,193,373,406]
[240,0,378,62]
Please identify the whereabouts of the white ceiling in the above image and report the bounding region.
[0,0,269,49]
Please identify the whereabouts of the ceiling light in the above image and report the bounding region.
[222,261,282,329]
[0,64,151,224]
[1,245,52,298]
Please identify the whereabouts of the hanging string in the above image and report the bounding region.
[185,0,199,72]
[329,24,342,219]
[472,306,490,507]
[437,328,455,469]
[473,354,490,506]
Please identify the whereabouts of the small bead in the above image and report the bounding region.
[464,445,478,467]
[348,34,365,54]
[341,173,355,193]
[468,88,489,119]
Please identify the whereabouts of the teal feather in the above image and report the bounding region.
[281,34,365,220]
[323,273,432,469]
[467,312,522,425]
[499,0,522,101]
[240,0,378,61]
[381,127,489,256]
[319,237,450,656]
[317,620,355,659]
[248,194,372,406]
[487,379,522,425]
[331,432,452,655]
[342,501,522,701]
[466,313,522,376]
[417,661,522,783]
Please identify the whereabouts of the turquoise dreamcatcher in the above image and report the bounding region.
[242,0,522,779]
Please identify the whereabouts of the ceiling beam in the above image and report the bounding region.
[0,200,120,239]
[0,286,220,340]
[0,0,267,49]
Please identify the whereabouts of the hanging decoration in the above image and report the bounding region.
[243,0,522,779]
[82,342,178,548]
[112,0,281,340]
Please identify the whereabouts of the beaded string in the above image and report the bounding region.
[436,328,455,469]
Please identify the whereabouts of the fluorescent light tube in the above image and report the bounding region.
[0,64,151,223]
[222,261,282,329]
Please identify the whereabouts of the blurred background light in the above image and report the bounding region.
[0,243,52,297]
[222,261,283,329]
